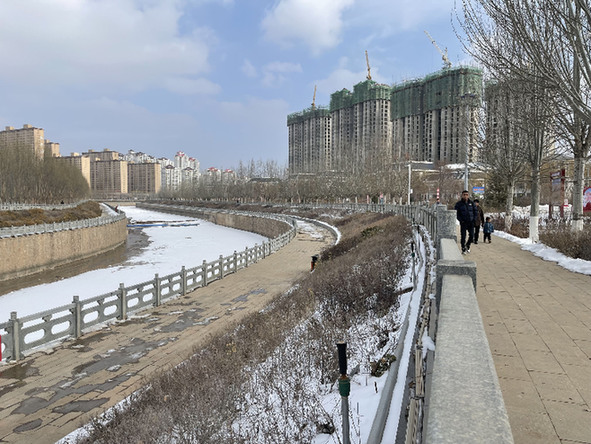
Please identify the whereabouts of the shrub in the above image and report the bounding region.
[77,213,412,444]
[540,222,591,261]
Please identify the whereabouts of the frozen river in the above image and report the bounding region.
[0,206,267,323]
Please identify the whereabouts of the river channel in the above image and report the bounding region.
[0,207,267,322]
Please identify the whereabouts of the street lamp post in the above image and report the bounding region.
[407,162,411,205]
[461,93,476,192]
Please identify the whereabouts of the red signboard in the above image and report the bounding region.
[584,187,591,213]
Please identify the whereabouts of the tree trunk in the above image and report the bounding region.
[572,155,585,231]
[505,181,514,231]
[530,167,541,242]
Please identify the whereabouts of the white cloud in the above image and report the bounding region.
[242,59,258,78]
[0,0,214,94]
[262,0,354,55]
[261,61,302,88]
[314,57,387,99]
[344,0,456,37]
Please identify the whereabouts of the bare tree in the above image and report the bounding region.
[458,0,591,232]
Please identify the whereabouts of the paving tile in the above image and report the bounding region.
[491,354,530,381]
[505,407,561,444]
[529,370,585,404]
[511,333,550,352]
[519,348,565,374]
[543,399,591,443]
[562,363,591,406]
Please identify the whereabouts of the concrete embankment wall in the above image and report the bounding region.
[138,204,290,239]
[0,218,128,282]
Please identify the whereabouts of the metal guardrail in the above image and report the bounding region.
[0,207,297,362]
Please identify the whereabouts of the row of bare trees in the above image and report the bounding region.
[158,159,465,206]
[457,0,591,239]
[0,145,90,203]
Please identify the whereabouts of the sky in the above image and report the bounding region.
[0,0,473,171]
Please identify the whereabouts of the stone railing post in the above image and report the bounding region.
[202,260,208,286]
[10,312,22,361]
[118,283,127,320]
[219,255,224,278]
[154,273,161,306]
[245,246,249,267]
[233,251,238,272]
[72,296,82,338]
[181,266,187,295]
[436,204,457,256]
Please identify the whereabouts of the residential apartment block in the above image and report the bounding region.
[287,66,483,176]
[128,162,162,195]
[287,106,331,176]
[59,153,91,187]
[0,124,59,159]
[90,158,128,197]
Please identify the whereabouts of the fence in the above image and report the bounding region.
[0,208,297,362]
[0,200,87,212]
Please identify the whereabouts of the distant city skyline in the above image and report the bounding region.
[0,1,475,170]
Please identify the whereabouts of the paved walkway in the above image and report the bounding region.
[0,225,335,444]
[468,233,591,444]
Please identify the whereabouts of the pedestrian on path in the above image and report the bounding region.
[454,190,478,254]
[483,216,494,243]
[473,199,485,244]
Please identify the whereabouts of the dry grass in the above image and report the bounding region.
[77,212,411,444]
[0,201,102,228]
[540,220,591,261]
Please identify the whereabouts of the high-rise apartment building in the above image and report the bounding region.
[391,67,483,164]
[128,162,162,195]
[59,153,91,187]
[330,80,392,173]
[287,67,483,176]
[287,106,331,175]
[0,124,47,159]
[90,159,128,197]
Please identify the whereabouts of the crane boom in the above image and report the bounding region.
[311,85,317,109]
[365,50,372,80]
[424,30,451,69]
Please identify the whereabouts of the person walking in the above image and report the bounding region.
[454,190,478,254]
[473,199,485,244]
[483,216,495,243]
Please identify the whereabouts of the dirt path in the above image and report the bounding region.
[0,224,335,444]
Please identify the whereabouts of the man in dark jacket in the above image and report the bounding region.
[454,190,478,254]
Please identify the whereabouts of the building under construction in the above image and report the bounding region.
[287,66,483,177]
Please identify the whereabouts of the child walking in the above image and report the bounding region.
[483,217,494,243]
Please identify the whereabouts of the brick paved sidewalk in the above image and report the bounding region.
[0,225,335,444]
[468,233,591,444]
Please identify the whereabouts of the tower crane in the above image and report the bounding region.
[365,50,372,80]
[311,85,317,109]
[424,30,452,69]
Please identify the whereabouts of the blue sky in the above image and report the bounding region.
[0,0,474,170]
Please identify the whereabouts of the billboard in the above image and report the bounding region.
[472,186,484,196]
[584,187,591,213]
